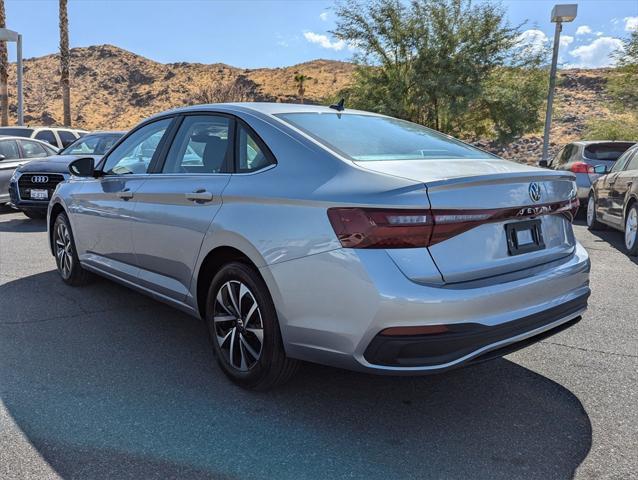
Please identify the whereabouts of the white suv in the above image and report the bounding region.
[0,126,88,150]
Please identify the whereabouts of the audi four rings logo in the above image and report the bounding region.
[528,182,542,203]
[32,175,49,184]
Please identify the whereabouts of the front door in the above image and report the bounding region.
[130,114,233,302]
[69,117,174,282]
[608,150,637,227]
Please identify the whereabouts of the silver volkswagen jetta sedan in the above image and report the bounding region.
[48,103,590,390]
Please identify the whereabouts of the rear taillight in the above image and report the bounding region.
[328,198,580,249]
[570,162,593,174]
[327,208,433,248]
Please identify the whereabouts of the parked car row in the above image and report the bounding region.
[4,107,634,390]
[543,140,638,255]
[7,131,124,218]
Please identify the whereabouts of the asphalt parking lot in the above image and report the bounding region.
[0,207,636,480]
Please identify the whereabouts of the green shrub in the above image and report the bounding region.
[583,115,638,141]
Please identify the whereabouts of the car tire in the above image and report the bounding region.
[624,203,638,256]
[23,210,46,220]
[52,212,91,286]
[586,194,605,231]
[205,261,299,390]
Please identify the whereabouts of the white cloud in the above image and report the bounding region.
[560,35,574,49]
[517,29,548,55]
[576,25,592,35]
[303,31,347,51]
[625,16,638,32]
[319,12,329,21]
[568,36,625,67]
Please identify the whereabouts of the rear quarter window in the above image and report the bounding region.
[584,143,635,161]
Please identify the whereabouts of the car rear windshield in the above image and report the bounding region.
[584,142,635,161]
[275,113,495,161]
[0,127,34,137]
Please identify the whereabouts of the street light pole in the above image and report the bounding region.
[16,34,23,126]
[0,27,24,126]
[541,21,562,164]
[540,4,577,167]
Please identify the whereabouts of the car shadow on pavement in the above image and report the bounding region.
[0,212,47,233]
[0,271,592,480]
[574,219,638,266]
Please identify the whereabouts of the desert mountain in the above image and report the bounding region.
[3,44,614,163]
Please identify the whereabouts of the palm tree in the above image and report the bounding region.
[0,0,9,126]
[59,0,71,126]
[293,73,311,104]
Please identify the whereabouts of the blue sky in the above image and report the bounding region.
[3,0,638,68]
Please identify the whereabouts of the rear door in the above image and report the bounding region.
[0,139,22,200]
[130,114,232,302]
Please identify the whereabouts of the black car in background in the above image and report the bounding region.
[8,131,125,219]
[587,144,638,256]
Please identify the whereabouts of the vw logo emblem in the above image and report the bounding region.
[529,182,542,203]
[32,175,49,184]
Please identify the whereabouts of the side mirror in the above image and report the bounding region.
[68,156,96,177]
[592,164,608,174]
[538,159,548,168]
[0,154,5,161]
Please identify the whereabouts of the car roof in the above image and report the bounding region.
[152,102,382,119]
[0,136,58,147]
[569,140,636,146]
[82,130,126,135]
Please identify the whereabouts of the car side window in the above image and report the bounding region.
[611,149,635,173]
[549,147,564,168]
[34,129,58,147]
[162,115,231,174]
[58,130,77,148]
[0,139,20,160]
[625,150,638,172]
[19,140,49,158]
[102,118,172,175]
[236,125,273,173]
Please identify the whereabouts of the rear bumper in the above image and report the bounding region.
[264,242,590,374]
[363,294,587,369]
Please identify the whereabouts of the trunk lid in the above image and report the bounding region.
[356,159,578,283]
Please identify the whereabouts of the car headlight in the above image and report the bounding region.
[9,169,19,183]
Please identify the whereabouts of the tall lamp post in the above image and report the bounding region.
[540,4,577,167]
[0,27,23,126]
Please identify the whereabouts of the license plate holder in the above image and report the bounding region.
[505,219,545,256]
[30,189,48,200]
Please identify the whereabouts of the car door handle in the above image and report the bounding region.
[116,189,134,200]
[185,190,213,202]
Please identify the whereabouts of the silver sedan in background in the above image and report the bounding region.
[48,103,590,390]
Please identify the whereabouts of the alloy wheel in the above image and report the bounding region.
[55,222,73,279]
[587,196,595,227]
[213,280,264,372]
[625,207,638,251]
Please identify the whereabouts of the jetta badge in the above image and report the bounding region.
[32,175,49,184]
[529,182,542,203]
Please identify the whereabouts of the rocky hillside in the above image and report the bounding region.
[3,44,615,164]
[5,45,354,130]
[478,69,616,164]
